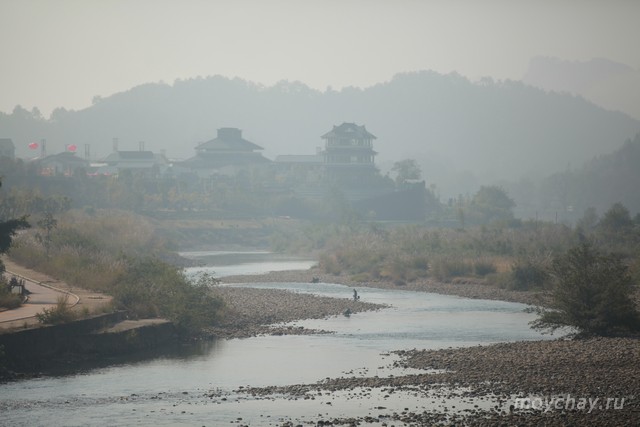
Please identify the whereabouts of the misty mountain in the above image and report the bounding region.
[523,56,640,120]
[1,71,639,197]
[538,133,640,218]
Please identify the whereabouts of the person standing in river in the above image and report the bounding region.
[353,289,359,301]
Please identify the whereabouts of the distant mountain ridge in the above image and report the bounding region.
[523,56,640,120]
[562,133,640,216]
[1,71,639,197]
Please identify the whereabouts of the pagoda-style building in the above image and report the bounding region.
[320,122,378,184]
[181,127,270,178]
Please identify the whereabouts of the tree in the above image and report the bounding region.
[35,211,57,258]
[391,159,422,185]
[0,178,30,272]
[468,185,515,224]
[531,243,640,336]
[599,202,633,231]
[576,207,598,231]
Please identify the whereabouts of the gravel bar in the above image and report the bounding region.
[219,268,639,426]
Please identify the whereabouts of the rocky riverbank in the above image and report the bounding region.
[218,270,638,426]
[235,337,639,426]
[222,267,548,307]
[205,286,384,339]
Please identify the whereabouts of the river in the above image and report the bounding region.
[0,251,553,426]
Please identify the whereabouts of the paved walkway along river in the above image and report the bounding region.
[0,257,112,331]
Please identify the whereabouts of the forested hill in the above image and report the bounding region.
[535,133,640,217]
[1,71,639,195]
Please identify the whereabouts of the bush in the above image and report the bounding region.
[473,259,497,277]
[0,277,22,309]
[431,257,472,281]
[9,209,226,334]
[0,290,22,309]
[319,253,342,275]
[486,272,513,289]
[531,243,640,336]
[36,295,77,324]
[349,272,370,282]
[509,259,549,291]
[113,258,223,333]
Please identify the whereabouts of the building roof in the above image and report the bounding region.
[196,127,263,152]
[0,138,15,148]
[40,151,89,166]
[101,151,168,167]
[321,123,377,140]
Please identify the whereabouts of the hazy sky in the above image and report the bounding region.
[1,0,639,117]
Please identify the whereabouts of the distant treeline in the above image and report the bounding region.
[289,203,640,291]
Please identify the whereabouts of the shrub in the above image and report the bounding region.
[0,290,22,309]
[531,243,640,336]
[349,272,370,282]
[10,209,226,334]
[486,272,512,289]
[473,259,497,277]
[113,258,224,333]
[319,253,342,275]
[0,276,22,309]
[36,295,77,324]
[431,257,472,281]
[393,278,407,287]
[509,258,549,291]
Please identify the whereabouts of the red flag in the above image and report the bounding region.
[66,144,77,152]
[28,142,39,150]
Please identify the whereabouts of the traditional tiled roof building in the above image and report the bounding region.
[319,122,380,186]
[38,152,90,176]
[321,123,377,168]
[98,150,169,176]
[181,128,270,177]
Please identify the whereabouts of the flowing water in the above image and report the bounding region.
[0,251,554,426]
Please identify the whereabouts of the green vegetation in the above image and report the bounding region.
[0,178,30,259]
[531,243,640,337]
[304,199,640,286]
[0,283,22,309]
[0,177,30,309]
[503,256,551,291]
[285,201,640,338]
[467,185,516,225]
[35,295,77,325]
[111,258,222,332]
[9,209,224,333]
[391,159,422,185]
[307,220,579,284]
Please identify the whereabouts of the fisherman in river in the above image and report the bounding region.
[353,289,359,301]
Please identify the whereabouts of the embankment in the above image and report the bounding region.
[0,312,176,377]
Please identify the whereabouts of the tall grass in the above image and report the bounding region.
[313,221,593,284]
[9,208,224,332]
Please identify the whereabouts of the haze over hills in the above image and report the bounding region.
[503,133,640,220]
[1,70,639,198]
[523,56,640,120]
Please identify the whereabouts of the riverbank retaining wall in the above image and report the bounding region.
[0,312,176,373]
